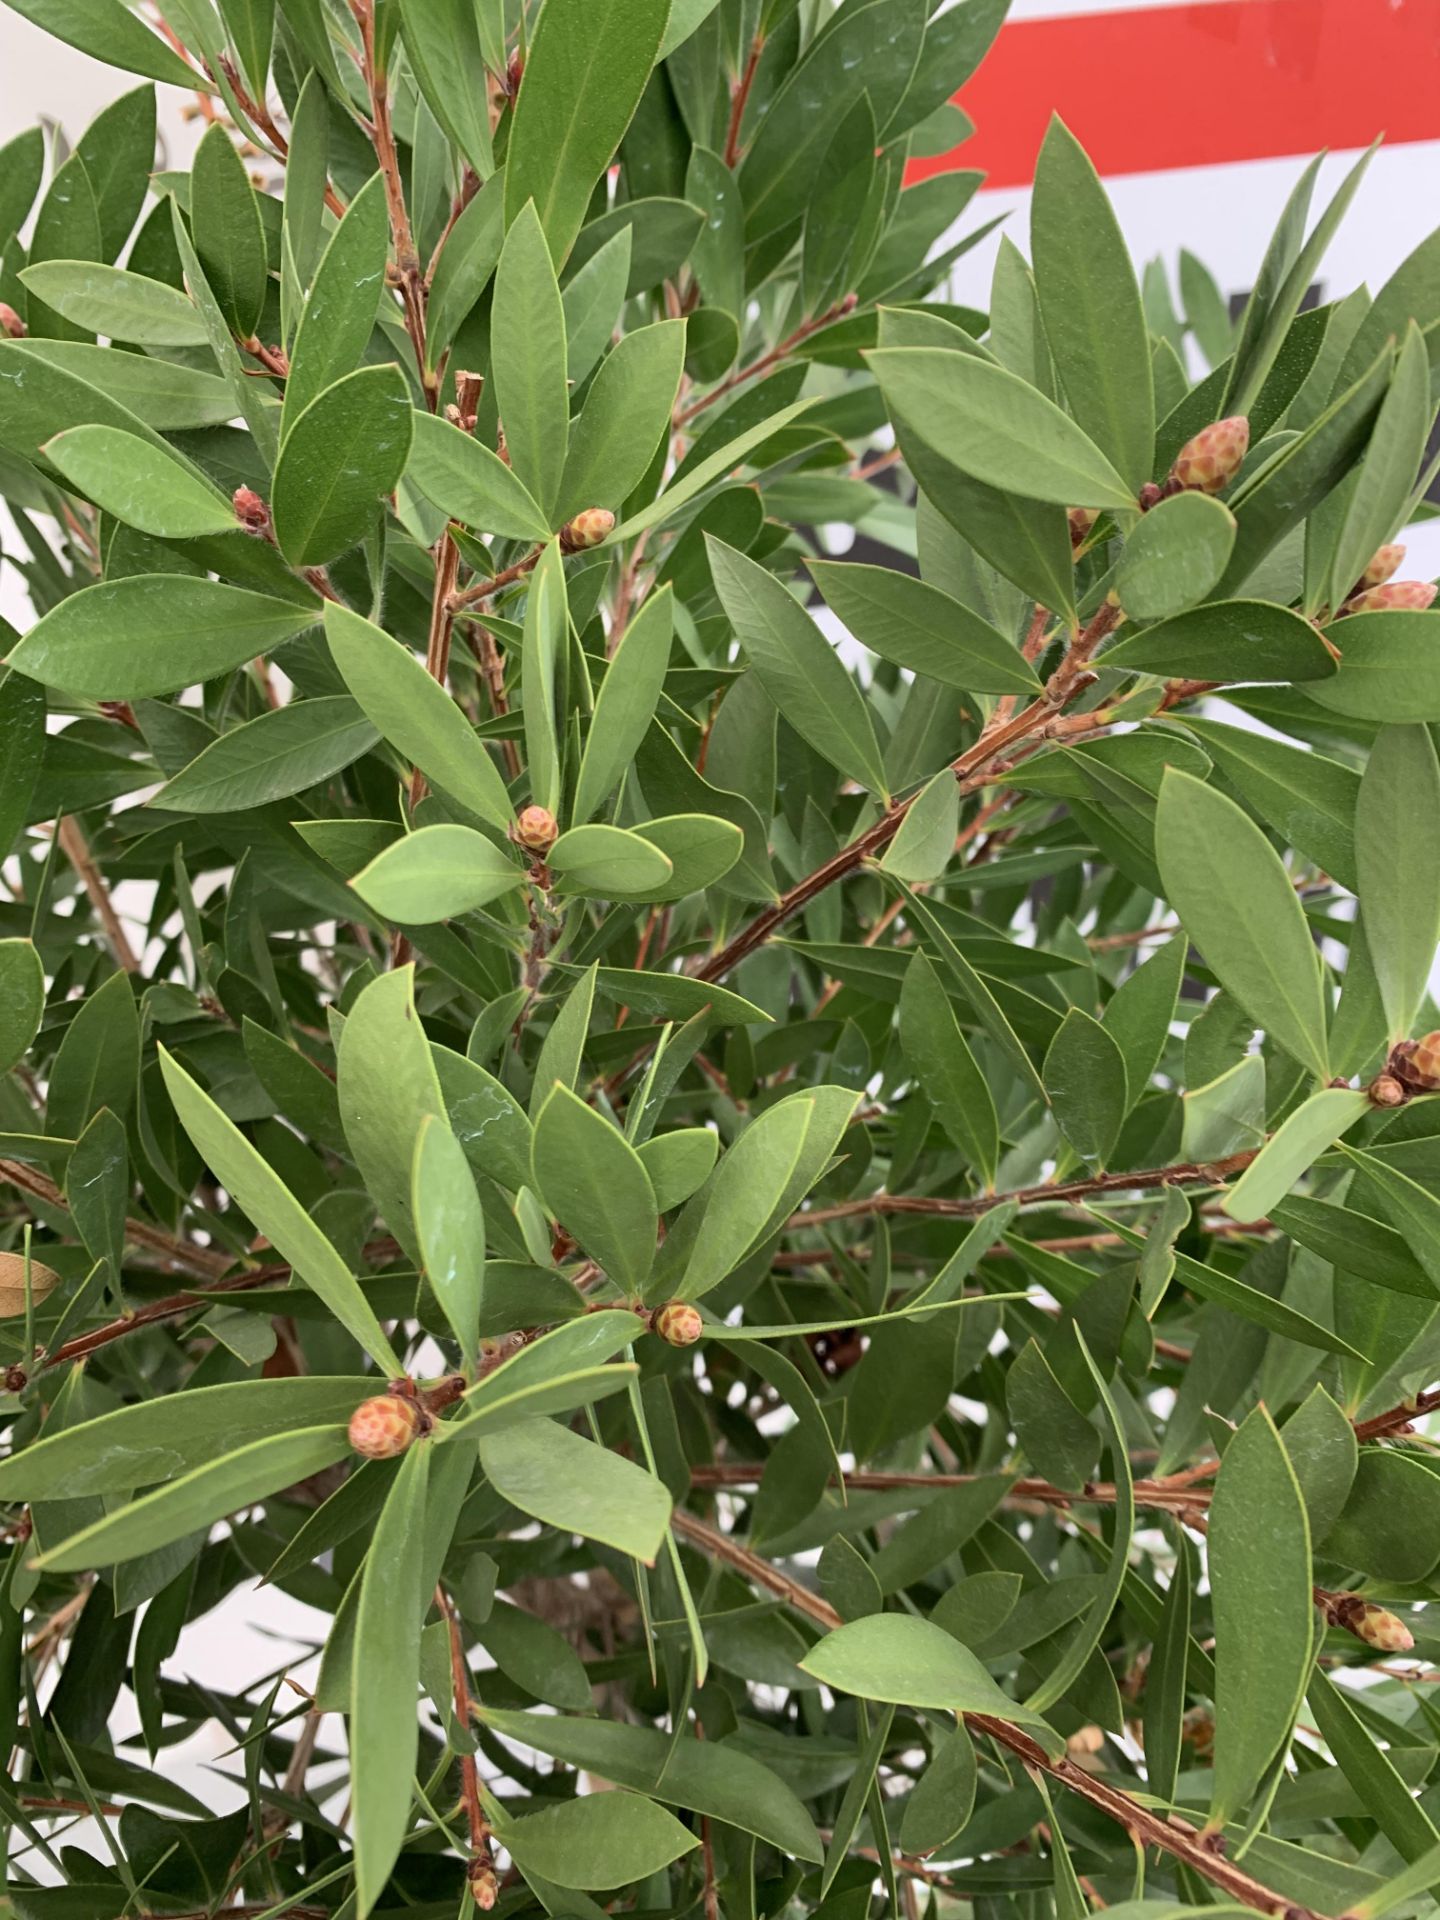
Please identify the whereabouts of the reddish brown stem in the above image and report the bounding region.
[449,545,546,612]
[669,1510,1322,1920]
[723,35,765,168]
[673,295,857,430]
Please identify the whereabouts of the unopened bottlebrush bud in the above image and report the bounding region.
[1168,415,1250,495]
[348,1393,423,1459]
[0,303,24,340]
[1327,1592,1414,1653]
[1404,1031,1440,1092]
[1362,542,1406,589]
[559,507,615,553]
[1342,580,1438,615]
[514,804,558,854]
[654,1300,703,1347]
[1369,1072,1406,1109]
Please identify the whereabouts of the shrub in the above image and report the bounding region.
[0,2,1438,1916]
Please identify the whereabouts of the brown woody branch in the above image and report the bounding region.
[56,818,141,974]
[788,1151,1259,1230]
[669,1509,1323,1920]
[673,295,858,430]
[690,1462,1213,1519]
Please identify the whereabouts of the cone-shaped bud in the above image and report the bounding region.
[1369,1072,1407,1109]
[1407,1031,1440,1091]
[0,303,24,340]
[1343,580,1438,615]
[514,805,558,854]
[1168,415,1250,495]
[1067,507,1098,547]
[1329,1592,1414,1653]
[1362,542,1406,589]
[654,1300,703,1347]
[559,507,616,553]
[348,1392,423,1459]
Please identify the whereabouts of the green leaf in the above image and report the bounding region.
[669,1098,813,1303]
[412,1115,485,1365]
[573,587,674,822]
[608,397,816,545]
[708,538,888,798]
[558,320,686,520]
[1335,1144,1440,1295]
[31,1425,352,1573]
[479,1417,671,1561]
[272,365,413,566]
[426,179,504,367]
[0,940,44,1075]
[10,578,316,701]
[809,560,1043,696]
[18,262,207,345]
[1044,1009,1129,1168]
[151,697,378,813]
[867,347,1137,511]
[1328,322,1434,611]
[1100,599,1336,684]
[899,950,998,1183]
[406,409,551,543]
[1222,1088,1370,1223]
[880,770,960,884]
[283,172,390,432]
[44,424,234,540]
[899,1722,977,1857]
[581,967,773,1028]
[1031,116,1153,493]
[1116,492,1236,622]
[531,1084,658,1295]
[350,824,524,923]
[504,0,671,266]
[1143,1535,1192,1808]
[1206,1406,1313,1830]
[492,201,569,516]
[497,1789,697,1891]
[1308,610,1440,720]
[351,1443,430,1918]
[1155,769,1329,1082]
[190,122,268,338]
[1282,1385,1358,1542]
[637,1127,717,1211]
[325,602,514,832]
[1007,1340,1097,1491]
[0,0,207,90]
[1178,717,1359,891]
[434,1045,535,1194]
[46,969,139,1139]
[478,1707,822,1861]
[159,1047,401,1372]
[799,1614,1063,1756]
[396,0,493,181]
[0,1378,370,1500]
[512,538,562,818]
[547,823,675,900]
[1356,723,1440,1040]
[337,967,448,1269]
[1323,1448,1440,1583]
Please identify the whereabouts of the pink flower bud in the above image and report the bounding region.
[1342,580,1438,615]
[0,303,25,340]
[654,1300,703,1347]
[233,486,270,533]
[514,805,558,854]
[1168,416,1250,495]
[348,1393,424,1459]
[1361,542,1406,589]
[559,508,615,553]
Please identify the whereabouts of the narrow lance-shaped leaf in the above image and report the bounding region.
[1355,722,1440,1041]
[158,1048,401,1373]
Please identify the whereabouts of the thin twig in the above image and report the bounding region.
[668,1510,1323,1920]
[56,818,140,973]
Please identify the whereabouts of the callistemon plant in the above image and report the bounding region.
[1,0,1440,1915]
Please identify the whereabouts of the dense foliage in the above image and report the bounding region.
[1,1,1439,1917]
